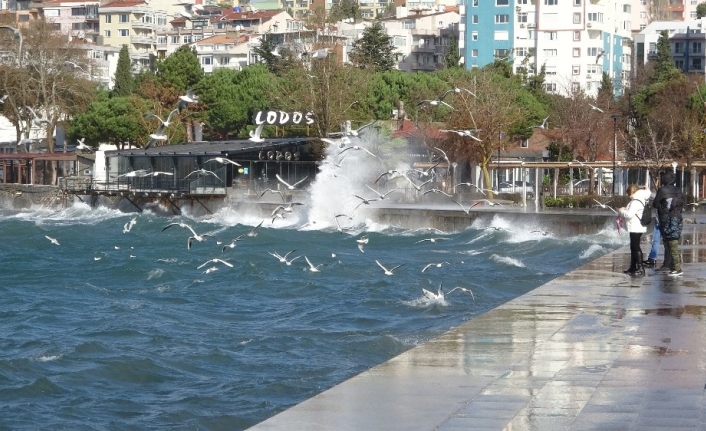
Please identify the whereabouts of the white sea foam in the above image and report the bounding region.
[147,268,164,280]
[490,254,525,267]
[10,201,127,226]
[580,244,606,259]
[36,354,62,362]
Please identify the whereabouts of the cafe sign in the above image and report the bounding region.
[253,110,315,126]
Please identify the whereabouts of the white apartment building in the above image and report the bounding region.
[634,18,706,73]
[188,33,252,72]
[630,0,700,34]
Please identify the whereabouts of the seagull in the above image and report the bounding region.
[247,220,264,237]
[471,199,506,208]
[592,199,618,214]
[275,174,308,190]
[365,185,399,200]
[347,120,378,137]
[0,94,8,103]
[272,202,304,217]
[145,108,180,128]
[417,100,455,110]
[284,254,303,266]
[334,215,353,233]
[201,266,219,274]
[269,249,297,263]
[221,235,245,252]
[356,236,368,253]
[249,123,265,143]
[271,212,286,224]
[147,171,173,177]
[76,138,92,152]
[414,237,450,244]
[440,129,483,142]
[161,222,218,249]
[304,256,325,272]
[374,169,405,184]
[452,183,487,195]
[531,116,550,129]
[322,137,351,148]
[422,188,452,198]
[45,235,60,245]
[432,147,451,167]
[26,106,51,127]
[177,89,198,112]
[259,188,285,202]
[203,157,241,167]
[422,282,475,301]
[144,128,166,149]
[450,199,472,215]
[352,194,379,212]
[116,169,150,178]
[415,161,440,178]
[589,104,604,113]
[197,258,234,269]
[337,145,379,159]
[185,169,223,182]
[375,260,406,276]
[530,230,549,236]
[404,176,433,192]
[485,226,504,231]
[440,87,477,100]
[422,261,451,273]
[122,217,137,233]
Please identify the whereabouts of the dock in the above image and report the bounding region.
[249,223,706,430]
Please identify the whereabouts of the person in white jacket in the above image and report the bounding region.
[619,184,652,276]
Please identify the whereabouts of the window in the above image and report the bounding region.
[573,48,580,57]
[545,31,558,40]
[202,56,212,65]
[574,0,580,4]
[494,48,510,58]
[471,49,478,57]
[517,12,527,22]
[495,31,509,40]
[220,56,230,65]
[471,31,478,41]
[572,64,580,74]
[104,14,111,23]
[571,82,580,93]
[586,64,600,74]
[544,82,557,92]
[171,35,179,44]
[675,59,684,69]
[587,12,603,22]
[157,36,167,44]
[118,29,129,37]
[517,0,528,4]
[573,30,581,41]
[640,0,646,4]
[520,138,529,148]
[104,29,111,37]
[71,7,86,16]
[587,47,599,56]
[543,49,557,56]
[623,4,630,12]
[674,42,682,54]
[402,21,414,29]
[473,0,478,6]
[573,12,581,23]
[495,14,509,23]
[183,35,192,43]
[119,14,128,23]
[639,11,646,18]
[472,15,478,23]
[496,0,509,4]
[640,24,646,30]
[544,0,557,4]
[691,11,697,18]
[516,46,531,57]
[692,42,702,53]
[393,36,406,46]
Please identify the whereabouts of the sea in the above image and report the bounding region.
[0,146,625,430]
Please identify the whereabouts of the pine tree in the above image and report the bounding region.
[597,72,614,99]
[651,30,680,83]
[443,35,461,69]
[697,2,706,18]
[112,45,134,97]
[349,20,395,72]
[156,45,204,92]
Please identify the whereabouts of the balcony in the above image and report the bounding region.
[411,45,436,53]
[86,13,99,22]
[411,28,441,36]
[410,62,439,71]
[131,20,155,30]
[131,36,155,45]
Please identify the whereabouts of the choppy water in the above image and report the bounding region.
[0,201,624,430]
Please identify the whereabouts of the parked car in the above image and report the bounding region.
[495,181,535,199]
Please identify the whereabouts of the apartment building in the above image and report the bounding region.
[630,0,700,34]
[187,33,251,72]
[460,0,632,98]
[634,18,706,73]
[382,6,460,72]
[38,0,98,41]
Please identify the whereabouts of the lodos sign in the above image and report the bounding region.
[253,110,315,126]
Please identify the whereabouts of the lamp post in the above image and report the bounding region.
[611,114,619,196]
[0,25,23,66]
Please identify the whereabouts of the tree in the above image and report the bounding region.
[597,72,614,102]
[112,45,134,97]
[651,30,680,83]
[156,45,204,92]
[349,20,396,72]
[328,0,360,22]
[698,2,706,18]
[442,35,461,69]
[646,0,672,22]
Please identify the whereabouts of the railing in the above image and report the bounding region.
[188,166,227,195]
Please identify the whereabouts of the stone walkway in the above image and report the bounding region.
[249,224,706,430]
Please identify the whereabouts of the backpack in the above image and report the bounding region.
[639,201,652,226]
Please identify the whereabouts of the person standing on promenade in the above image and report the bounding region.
[653,170,684,276]
[643,178,660,268]
[619,184,652,276]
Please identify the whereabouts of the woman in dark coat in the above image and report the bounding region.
[652,170,684,276]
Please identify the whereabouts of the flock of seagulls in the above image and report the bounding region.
[144,90,199,149]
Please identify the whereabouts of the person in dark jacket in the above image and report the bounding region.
[652,170,684,276]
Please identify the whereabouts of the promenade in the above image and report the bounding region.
[250,222,706,430]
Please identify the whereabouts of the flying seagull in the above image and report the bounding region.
[26,106,51,127]
[352,194,379,212]
[417,99,455,110]
[365,185,398,200]
[184,169,223,182]
[422,282,475,301]
[249,123,265,143]
[197,258,234,269]
[421,261,451,273]
[375,260,406,276]
[144,108,180,128]
[304,256,325,272]
[203,157,241,167]
[122,217,137,233]
[452,183,487,195]
[269,249,298,263]
[260,188,285,202]
[161,222,218,249]
[247,220,264,237]
[531,116,550,129]
[337,145,379,159]
[414,237,450,244]
[275,174,308,190]
[45,235,60,245]
[221,235,245,252]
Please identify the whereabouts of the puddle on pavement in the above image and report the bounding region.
[643,305,706,320]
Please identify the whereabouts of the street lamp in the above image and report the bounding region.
[610,114,619,196]
[0,25,23,66]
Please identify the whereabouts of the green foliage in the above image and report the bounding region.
[251,34,282,75]
[698,2,706,18]
[350,20,396,72]
[112,45,134,97]
[328,0,360,22]
[597,72,614,100]
[442,35,461,69]
[195,65,274,139]
[651,30,681,84]
[67,91,149,148]
[156,45,204,92]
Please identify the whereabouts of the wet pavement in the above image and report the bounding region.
[249,223,706,430]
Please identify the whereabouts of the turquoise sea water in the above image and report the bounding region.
[0,200,624,430]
